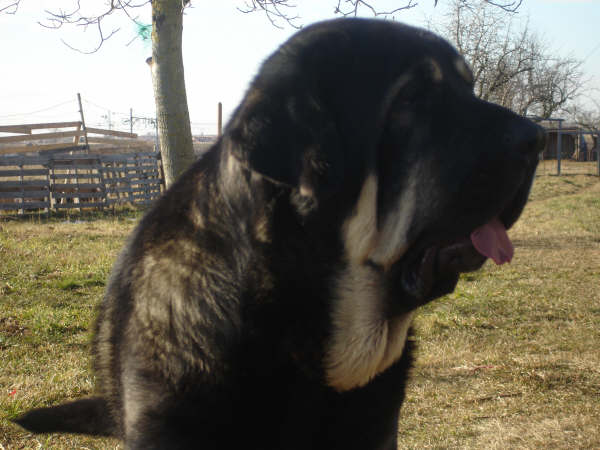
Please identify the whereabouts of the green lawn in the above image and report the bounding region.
[1,173,599,449]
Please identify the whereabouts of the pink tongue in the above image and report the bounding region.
[470,218,514,265]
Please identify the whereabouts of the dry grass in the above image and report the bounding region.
[0,173,599,449]
[537,159,598,177]
[0,211,135,449]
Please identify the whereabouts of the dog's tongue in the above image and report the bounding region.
[470,218,514,265]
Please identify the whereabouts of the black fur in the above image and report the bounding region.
[15,18,544,449]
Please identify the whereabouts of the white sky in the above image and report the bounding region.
[0,0,599,135]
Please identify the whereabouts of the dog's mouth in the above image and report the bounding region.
[388,170,536,308]
[398,220,502,303]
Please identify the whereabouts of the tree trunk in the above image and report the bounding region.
[150,0,195,188]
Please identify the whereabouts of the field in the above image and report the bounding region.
[0,172,599,449]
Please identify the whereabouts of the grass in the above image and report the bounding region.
[0,210,137,449]
[1,173,599,449]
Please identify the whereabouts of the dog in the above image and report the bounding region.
[15,18,544,449]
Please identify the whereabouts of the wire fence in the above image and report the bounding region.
[537,158,599,177]
[534,117,599,177]
[0,95,219,139]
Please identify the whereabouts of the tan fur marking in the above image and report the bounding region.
[369,170,417,269]
[377,312,414,373]
[254,214,270,243]
[427,58,444,82]
[455,57,474,84]
[342,175,378,264]
[226,153,239,178]
[325,264,414,391]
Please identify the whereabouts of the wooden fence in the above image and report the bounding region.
[0,121,148,155]
[0,152,164,214]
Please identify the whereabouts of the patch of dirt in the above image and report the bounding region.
[0,316,30,336]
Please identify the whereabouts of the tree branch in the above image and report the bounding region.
[237,1,302,29]
[334,0,418,17]
[0,0,20,14]
[482,0,523,13]
[439,0,523,13]
[36,0,151,53]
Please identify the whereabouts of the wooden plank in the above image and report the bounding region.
[0,130,82,144]
[53,183,104,190]
[49,173,79,181]
[132,158,159,165]
[50,162,89,167]
[101,156,132,163]
[0,190,49,199]
[0,157,50,166]
[0,125,32,134]
[132,188,160,194]
[86,127,138,139]
[107,186,133,194]
[0,144,84,155]
[0,122,81,132]
[103,177,132,185]
[51,175,102,182]
[100,153,159,163]
[73,123,82,145]
[20,201,51,210]
[132,190,160,197]
[52,191,104,199]
[49,164,103,171]
[102,168,131,175]
[0,201,50,211]
[50,174,103,181]
[99,173,153,181]
[131,179,161,186]
[51,155,101,161]
[0,180,49,188]
[87,138,149,148]
[51,156,101,162]
[3,145,63,156]
[128,167,160,174]
[0,169,49,177]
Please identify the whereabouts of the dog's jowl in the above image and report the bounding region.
[15,18,545,450]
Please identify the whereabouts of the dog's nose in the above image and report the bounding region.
[506,119,546,157]
[528,123,547,154]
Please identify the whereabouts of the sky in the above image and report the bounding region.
[0,0,599,135]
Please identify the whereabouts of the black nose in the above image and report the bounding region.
[506,119,547,156]
[528,122,547,154]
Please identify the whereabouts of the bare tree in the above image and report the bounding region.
[148,0,195,188]
[1,0,527,186]
[566,99,600,132]
[435,0,584,119]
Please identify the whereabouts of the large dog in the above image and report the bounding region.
[16,18,544,449]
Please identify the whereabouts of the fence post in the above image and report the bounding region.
[556,119,562,176]
[218,102,222,138]
[77,93,90,152]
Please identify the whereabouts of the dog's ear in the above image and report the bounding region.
[226,87,343,198]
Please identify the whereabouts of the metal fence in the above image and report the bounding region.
[536,118,599,177]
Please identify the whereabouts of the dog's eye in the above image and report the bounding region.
[396,80,422,107]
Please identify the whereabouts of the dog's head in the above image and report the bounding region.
[226,18,544,309]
